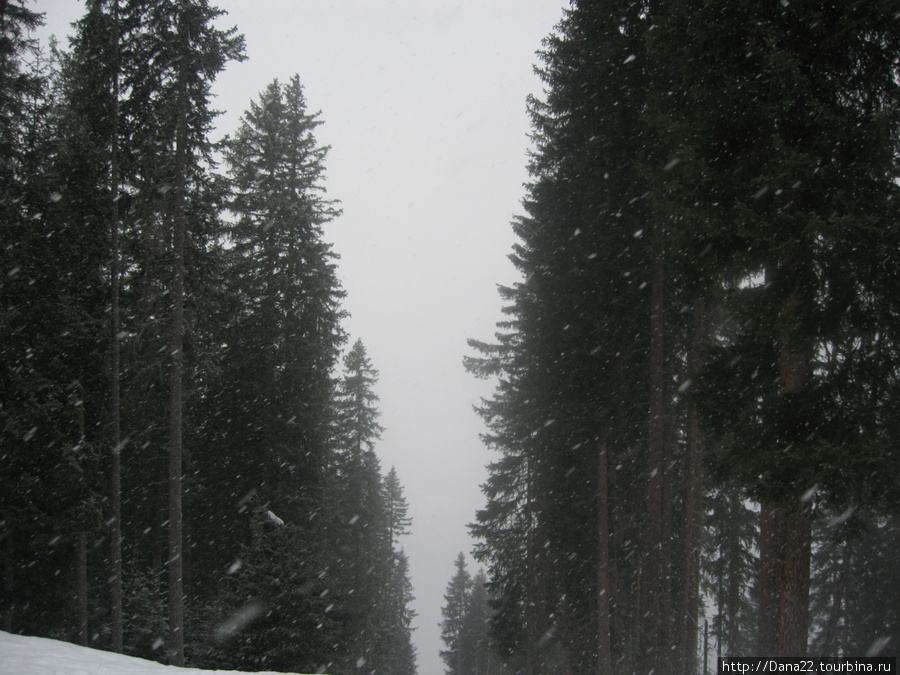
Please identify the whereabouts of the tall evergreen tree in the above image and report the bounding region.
[0,0,46,635]
[381,468,417,675]
[379,547,418,675]
[1,5,108,643]
[653,0,900,655]
[701,485,758,658]
[330,339,389,673]
[121,2,243,662]
[461,569,502,675]
[63,0,129,650]
[467,2,689,671]
[206,73,346,672]
[470,0,900,670]
[218,74,344,522]
[440,559,503,675]
[441,553,473,675]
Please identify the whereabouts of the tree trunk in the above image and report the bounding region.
[2,538,12,633]
[660,415,673,668]
[757,502,780,655]
[109,0,123,653]
[776,498,811,656]
[596,436,611,675]
[819,539,852,655]
[678,298,705,674]
[72,387,90,648]
[641,221,666,675]
[775,273,811,657]
[167,13,189,666]
[77,533,88,646]
[608,440,623,665]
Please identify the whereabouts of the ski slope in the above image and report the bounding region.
[0,631,328,675]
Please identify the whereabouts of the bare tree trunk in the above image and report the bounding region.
[2,538,12,632]
[109,0,123,653]
[641,221,667,675]
[77,533,88,646]
[661,414,673,668]
[819,539,852,654]
[678,299,705,674]
[776,498,811,656]
[608,440,624,664]
[775,276,811,657]
[71,385,90,648]
[757,502,780,655]
[597,436,611,675]
[167,13,189,666]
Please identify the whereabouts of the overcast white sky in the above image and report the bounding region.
[38,2,567,673]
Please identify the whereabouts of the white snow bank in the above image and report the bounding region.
[0,630,328,675]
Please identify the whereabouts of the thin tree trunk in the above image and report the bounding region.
[819,539,852,655]
[72,386,89,648]
[757,503,780,655]
[641,221,666,675]
[109,0,123,653]
[775,274,811,657]
[77,533,88,646]
[607,438,623,663]
[167,13,189,666]
[726,521,741,654]
[154,453,167,574]
[661,414,673,667]
[679,299,705,674]
[597,436,611,675]
[2,537,12,632]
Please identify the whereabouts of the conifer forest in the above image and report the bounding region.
[3,1,900,675]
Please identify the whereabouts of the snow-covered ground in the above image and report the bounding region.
[0,631,326,675]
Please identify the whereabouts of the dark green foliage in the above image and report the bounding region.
[216,74,345,514]
[325,340,417,674]
[0,5,414,671]
[656,0,900,506]
[701,485,757,657]
[440,552,472,674]
[207,508,339,673]
[466,2,681,670]
[379,548,418,675]
[440,556,504,675]
[121,566,168,660]
[0,4,107,639]
[468,0,900,669]
[810,509,900,657]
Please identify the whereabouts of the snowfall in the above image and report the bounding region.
[0,630,327,675]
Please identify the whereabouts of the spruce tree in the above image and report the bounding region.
[121,2,243,662]
[384,466,412,546]
[64,0,130,649]
[440,553,473,675]
[467,1,689,670]
[208,73,346,671]
[653,0,900,654]
[1,5,108,642]
[0,0,46,635]
[330,339,389,673]
[219,74,344,520]
[379,548,418,675]
[701,485,758,658]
